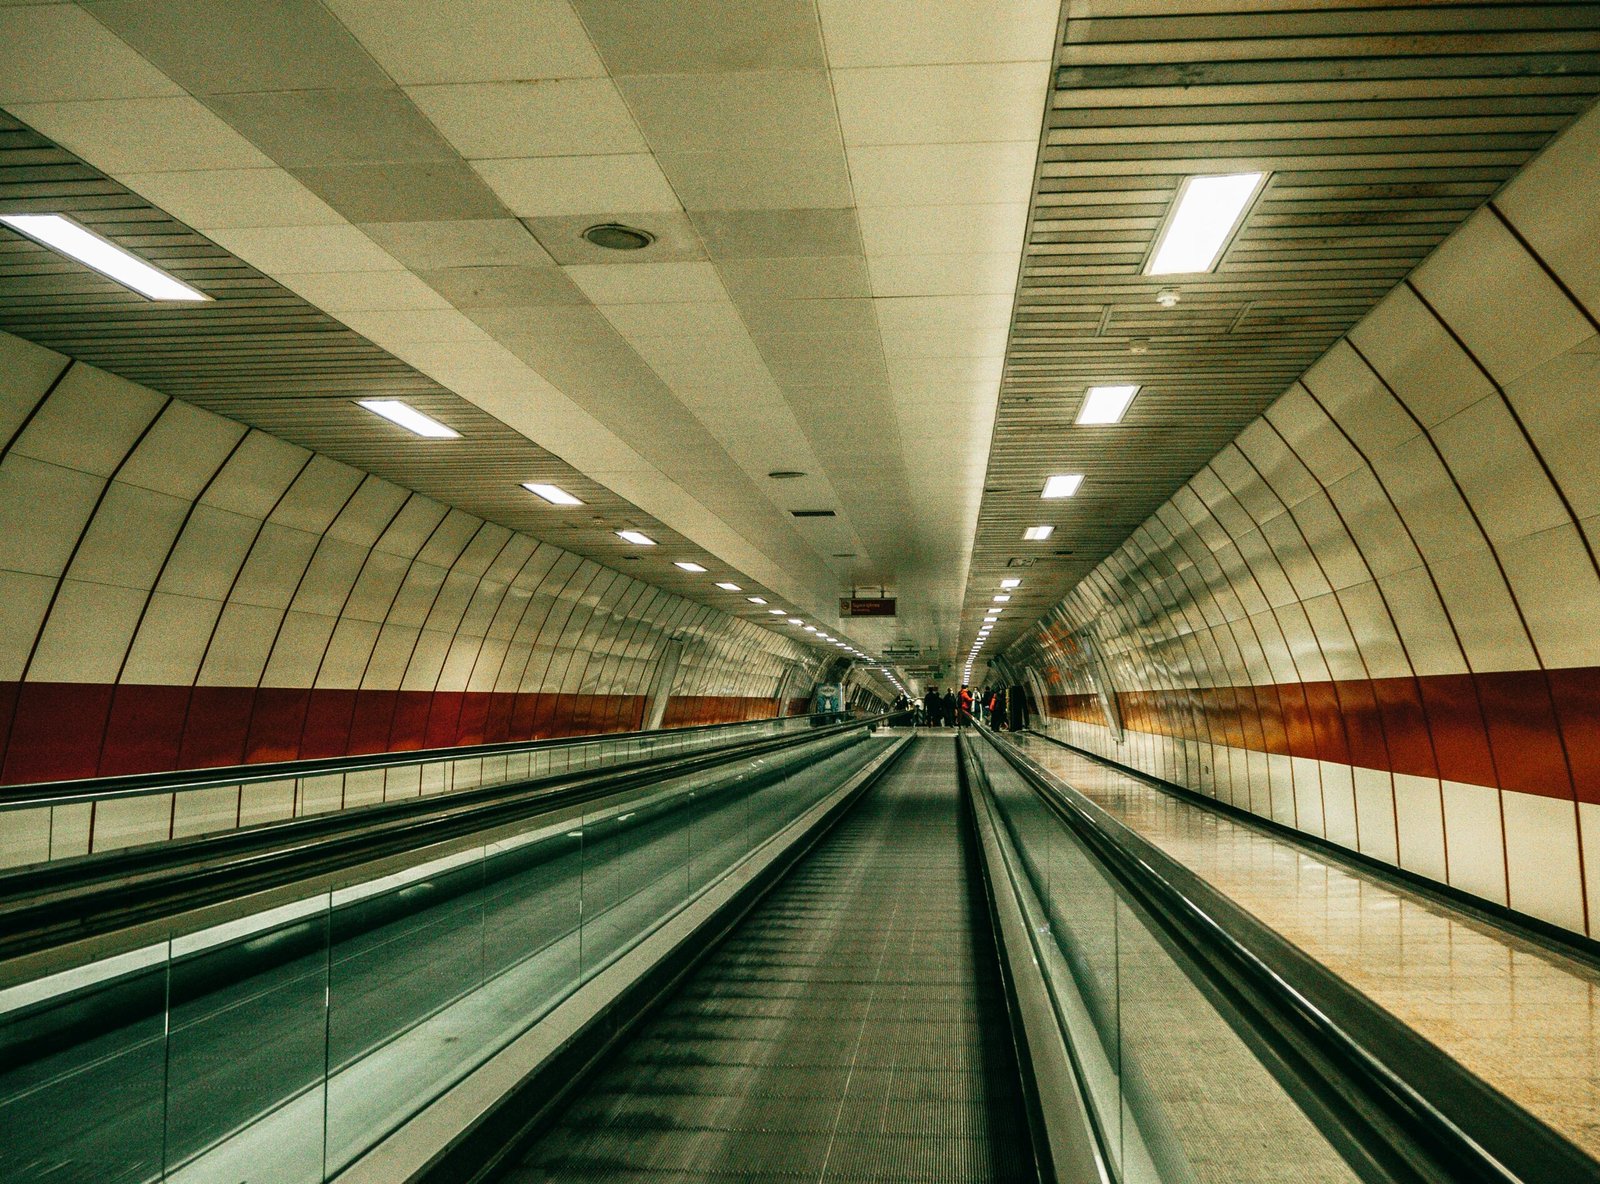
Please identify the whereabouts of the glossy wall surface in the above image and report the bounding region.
[1006,102,1600,935]
[0,330,825,786]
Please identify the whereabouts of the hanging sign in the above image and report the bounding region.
[840,597,896,617]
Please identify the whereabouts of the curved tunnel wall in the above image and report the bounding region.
[0,329,829,787]
[1008,103,1600,935]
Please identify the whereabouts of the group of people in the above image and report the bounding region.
[892,685,1017,730]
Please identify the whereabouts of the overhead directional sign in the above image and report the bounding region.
[840,597,896,617]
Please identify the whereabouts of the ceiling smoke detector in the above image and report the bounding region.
[583,223,654,251]
[1156,288,1181,309]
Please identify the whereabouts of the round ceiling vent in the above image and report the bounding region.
[583,223,655,251]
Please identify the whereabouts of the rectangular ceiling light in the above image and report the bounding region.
[1077,384,1141,425]
[715,581,741,591]
[1000,578,1021,589]
[768,608,786,615]
[984,616,998,623]
[617,530,655,546]
[357,399,460,439]
[993,594,1011,603]
[1024,526,1054,541]
[522,482,582,505]
[1146,172,1266,276]
[788,617,803,625]
[1,213,211,302]
[1042,474,1084,499]
[747,596,767,604]
[674,561,707,572]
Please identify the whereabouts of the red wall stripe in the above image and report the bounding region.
[0,683,786,786]
[1046,664,1600,804]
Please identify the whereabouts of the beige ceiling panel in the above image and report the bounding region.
[565,261,728,304]
[716,255,871,301]
[323,0,604,84]
[881,328,1010,359]
[599,300,748,339]
[738,298,878,336]
[416,264,589,308]
[336,309,499,346]
[206,224,404,274]
[466,302,620,343]
[570,0,825,75]
[204,88,457,167]
[691,208,862,259]
[866,252,1021,297]
[119,167,345,230]
[832,62,1051,147]
[472,154,680,216]
[0,5,183,103]
[405,79,645,158]
[275,269,454,312]
[848,141,1039,207]
[858,203,1028,257]
[9,96,274,171]
[290,160,505,222]
[84,0,388,95]
[875,293,1017,333]
[657,148,852,211]
[617,70,840,153]
[359,219,555,269]
[891,356,1005,387]
[817,0,1061,68]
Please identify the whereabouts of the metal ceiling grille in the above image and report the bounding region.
[962,1,1600,667]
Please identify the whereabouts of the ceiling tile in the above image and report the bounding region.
[738,297,877,336]
[599,300,748,338]
[273,269,454,311]
[0,4,184,103]
[473,154,680,216]
[832,62,1051,146]
[205,88,457,167]
[565,261,728,303]
[716,256,871,301]
[523,211,706,264]
[359,219,554,269]
[880,327,1009,358]
[617,69,839,153]
[416,264,589,307]
[867,252,1021,297]
[290,160,506,222]
[406,79,645,158]
[9,96,274,171]
[119,167,346,229]
[658,148,852,211]
[875,293,1016,332]
[858,203,1028,256]
[570,0,824,74]
[84,0,388,94]
[324,0,604,84]
[818,0,1060,68]
[691,208,862,259]
[849,141,1039,207]
[337,308,499,346]
[206,224,404,274]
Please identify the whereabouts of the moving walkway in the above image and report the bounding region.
[2,718,1596,1184]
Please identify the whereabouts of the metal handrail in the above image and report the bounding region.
[968,723,1600,1184]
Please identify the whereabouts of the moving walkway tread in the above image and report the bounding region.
[492,735,1040,1184]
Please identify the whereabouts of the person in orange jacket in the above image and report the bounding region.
[958,684,974,724]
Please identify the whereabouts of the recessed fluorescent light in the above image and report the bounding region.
[674,561,707,572]
[788,617,803,625]
[1146,172,1266,276]
[617,530,655,546]
[1000,578,1021,589]
[521,482,582,505]
[357,399,460,439]
[993,595,1011,603]
[715,581,741,591]
[747,596,767,604]
[1,213,211,301]
[1024,526,1054,541]
[990,607,1003,613]
[1077,384,1140,425]
[1042,474,1084,499]
[804,626,818,632]
[768,608,786,615]
[984,616,998,624]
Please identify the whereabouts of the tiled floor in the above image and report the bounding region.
[1004,732,1600,1159]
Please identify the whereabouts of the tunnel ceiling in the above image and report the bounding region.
[1,3,1599,685]
[959,1,1600,673]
